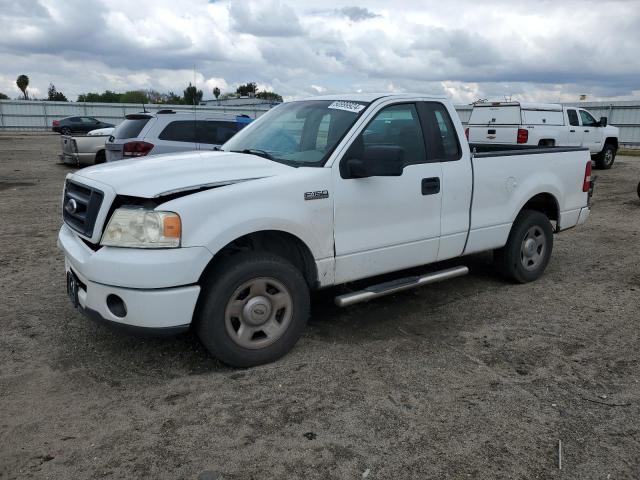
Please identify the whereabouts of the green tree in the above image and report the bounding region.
[183,83,203,105]
[120,90,149,104]
[236,82,257,96]
[213,86,221,99]
[77,90,122,103]
[164,91,183,104]
[16,74,29,99]
[0,92,9,100]
[256,91,283,102]
[47,83,68,101]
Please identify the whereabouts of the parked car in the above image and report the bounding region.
[104,110,252,161]
[466,102,620,169]
[58,94,593,367]
[52,116,114,135]
[87,127,115,136]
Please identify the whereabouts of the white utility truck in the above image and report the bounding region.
[467,102,619,169]
[58,94,593,366]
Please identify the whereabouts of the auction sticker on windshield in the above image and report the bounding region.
[328,101,366,113]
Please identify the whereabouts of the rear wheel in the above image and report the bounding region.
[195,252,310,367]
[60,127,71,135]
[494,210,553,283]
[595,144,616,169]
[95,150,106,164]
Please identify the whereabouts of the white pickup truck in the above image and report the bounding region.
[59,128,114,166]
[58,94,593,367]
[467,102,620,169]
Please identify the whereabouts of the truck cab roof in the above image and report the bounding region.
[303,93,448,103]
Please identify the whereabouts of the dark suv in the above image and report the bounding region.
[52,116,115,135]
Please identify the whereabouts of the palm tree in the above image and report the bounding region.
[16,75,29,100]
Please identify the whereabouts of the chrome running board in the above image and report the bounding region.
[335,266,469,307]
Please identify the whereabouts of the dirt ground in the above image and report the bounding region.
[1,133,639,479]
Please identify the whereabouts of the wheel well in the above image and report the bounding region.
[605,137,618,150]
[521,193,559,230]
[200,230,318,289]
[538,139,556,147]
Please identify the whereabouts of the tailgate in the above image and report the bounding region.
[61,135,77,155]
[468,125,518,144]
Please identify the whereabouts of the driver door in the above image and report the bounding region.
[332,102,442,284]
[579,109,602,153]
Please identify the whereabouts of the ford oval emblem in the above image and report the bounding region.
[65,198,78,214]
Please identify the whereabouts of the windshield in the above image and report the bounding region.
[222,100,369,166]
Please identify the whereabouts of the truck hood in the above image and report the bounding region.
[73,151,294,198]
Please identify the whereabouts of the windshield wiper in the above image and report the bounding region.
[231,149,274,160]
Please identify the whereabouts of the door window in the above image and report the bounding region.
[80,117,97,124]
[197,121,240,145]
[579,110,597,127]
[349,103,426,166]
[567,109,580,126]
[158,121,196,143]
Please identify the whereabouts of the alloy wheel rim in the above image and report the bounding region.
[605,149,613,166]
[224,277,293,349]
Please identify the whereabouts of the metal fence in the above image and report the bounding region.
[1,99,639,146]
[0,100,271,130]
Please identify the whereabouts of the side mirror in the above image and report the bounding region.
[345,145,404,178]
[599,116,608,127]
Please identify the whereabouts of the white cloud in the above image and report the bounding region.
[0,0,638,103]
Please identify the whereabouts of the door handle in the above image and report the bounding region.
[421,177,440,195]
[570,129,575,132]
[584,129,590,132]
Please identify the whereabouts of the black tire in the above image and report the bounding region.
[494,209,554,283]
[595,144,616,170]
[637,181,640,199]
[195,252,310,367]
[95,150,106,164]
[60,127,71,135]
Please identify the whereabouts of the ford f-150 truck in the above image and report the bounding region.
[58,94,593,367]
[467,102,619,169]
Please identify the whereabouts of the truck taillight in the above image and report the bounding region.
[123,141,154,157]
[465,127,469,140]
[583,161,592,192]
[517,128,528,144]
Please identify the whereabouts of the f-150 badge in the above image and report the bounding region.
[304,190,329,200]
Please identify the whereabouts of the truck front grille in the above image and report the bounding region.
[63,180,104,238]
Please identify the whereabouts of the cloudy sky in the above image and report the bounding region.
[0,0,639,104]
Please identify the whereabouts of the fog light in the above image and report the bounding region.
[106,294,127,318]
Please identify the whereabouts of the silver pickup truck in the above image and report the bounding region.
[59,128,114,166]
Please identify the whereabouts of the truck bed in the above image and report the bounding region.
[59,134,109,166]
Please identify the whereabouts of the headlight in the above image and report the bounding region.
[101,208,181,248]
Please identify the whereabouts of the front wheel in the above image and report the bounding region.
[195,252,310,367]
[494,210,554,283]
[595,144,616,169]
